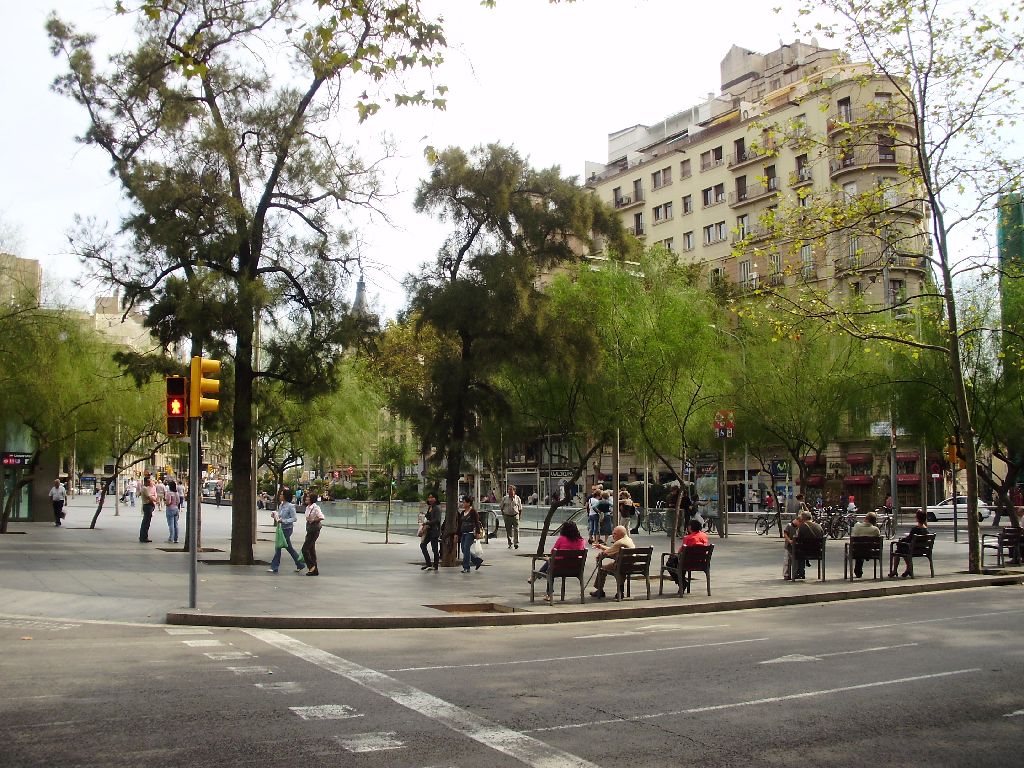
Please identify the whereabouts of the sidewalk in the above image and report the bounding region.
[0,495,1019,628]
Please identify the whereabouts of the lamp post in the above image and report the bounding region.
[881,252,901,527]
[710,324,747,528]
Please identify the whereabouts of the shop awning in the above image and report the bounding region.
[845,453,872,464]
[844,474,874,485]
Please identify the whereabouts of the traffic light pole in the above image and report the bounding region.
[188,416,201,609]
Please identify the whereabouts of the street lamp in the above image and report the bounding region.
[709,324,748,531]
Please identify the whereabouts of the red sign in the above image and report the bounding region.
[714,409,735,439]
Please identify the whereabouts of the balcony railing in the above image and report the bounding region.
[700,156,725,172]
[790,167,813,186]
[767,271,786,286]
[827,104,914,134]
[631,224,645,237]
[728,177,779,206]
[829,149,906,177]
[728,146,773,168]
[614,193,644,209]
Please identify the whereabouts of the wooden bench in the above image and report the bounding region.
[529,549,588,604]
[982,527,1022,568]
[890,532,936,578]
[658,544,714,596]
[610,547,653,601]
[792,536,826,580]
[844,536,883,580]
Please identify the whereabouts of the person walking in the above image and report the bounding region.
[155,476,167,516]
[301,493,324,576]
[268,488,305,573]
[164,480,181,543]
[139,475,158,542]
[458,495,484,573]
[420,492,442,571]
[48,479,67,526]
[500,484,523,550]
[596,490,614,544]
[126,477,137,507]
[587,487,602,544]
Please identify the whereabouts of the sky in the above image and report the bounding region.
[0,0,801,317]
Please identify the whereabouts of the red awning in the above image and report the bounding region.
[896,452,919,462]
[803,455,825,467]
[897,474,920,485]
[844,475,874,485]
[802,475,825,487]
[846,454,872,464]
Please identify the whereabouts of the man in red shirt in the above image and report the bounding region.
[680,519,709,549]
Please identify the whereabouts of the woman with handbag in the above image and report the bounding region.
[268,488,305,573]
[301,492,325,576]
[457,495,484,573]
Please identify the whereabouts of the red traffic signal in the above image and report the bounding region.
[166,376,189,437]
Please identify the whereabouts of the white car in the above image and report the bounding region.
[925,496,992,522]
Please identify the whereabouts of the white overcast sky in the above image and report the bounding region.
[0,0,800,316]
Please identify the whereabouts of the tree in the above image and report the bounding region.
[400,143,631,564]
[741,0,1024,570]
[48,1,447,563]
[374,436,416,543]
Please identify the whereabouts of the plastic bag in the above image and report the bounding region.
[469,539,484,558]
[274,523,287,549]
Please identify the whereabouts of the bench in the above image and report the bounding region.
[658,544,714,596]
[889,532,936,578]
[982,527,1022,568]
[844,536,883,580]
[610,547,653,601]
[529,549,588,604]
[792,536,826,580]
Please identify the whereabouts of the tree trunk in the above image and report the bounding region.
[89,475,115,529]
[230,300,256,565]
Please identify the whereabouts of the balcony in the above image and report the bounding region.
[728,177,779,207]
[700,156,725,172]
[630,224,646,238]
[830,149,906,179]
[799,264,819,281]
[827,104,914,135]
[613,193,644,211]
[766,271,786,286]
[789,167,813,187]
[835,255,863,273]
[728,146,773,169]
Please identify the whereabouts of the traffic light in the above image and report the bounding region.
[945,436,967,470]
[166,376,188,436]
[190,356,221,417]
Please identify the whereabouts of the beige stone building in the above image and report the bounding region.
[585,40,929,308]
[0,253,43,304]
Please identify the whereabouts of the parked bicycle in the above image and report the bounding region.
[754,509,782,536]
[642,501,667,534]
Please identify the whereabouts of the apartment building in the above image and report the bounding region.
[576,41,936,511]
[585,40,929,309]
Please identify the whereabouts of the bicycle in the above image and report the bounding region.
[642,501,667,534]
[755,509,782,536]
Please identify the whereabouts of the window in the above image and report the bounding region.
[682,194,693,214]
[878,176,899,205]
[733,138,746,163]
[838,96,852,122]
[709,267,724,285]
[793,113,808,139]
[714,183,726,203]
[652,166,672,189]
[769,251,782,274]
[703,223,715,245]
[843,181,858,200]
[633,212,644,236]
[706,221,726,242]
[795,154,811,182]
[800,243,813,266]
[612,186,623,206]
[797,190,811,208]
[682,231,695,251]
[736,214,749,238]
[658,237,675,253]
[851,281,862,296]
[764,165,778,191]
[700,146,724,171]
[680,158,692,178]
[633,178,644,201]
[735,175,748,201]
[653,201,673,223]
[848,234,860,265]
[739,259,753,285]
[702,187,714,207]
[878,134,896,162]
[888,278,905,305]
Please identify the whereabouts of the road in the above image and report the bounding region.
[3,586,1023,767]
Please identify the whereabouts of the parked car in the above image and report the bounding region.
[925,496,993,522]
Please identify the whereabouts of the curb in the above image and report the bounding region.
[166,573,1024,630]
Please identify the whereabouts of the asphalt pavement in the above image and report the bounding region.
[1,495,1020,629]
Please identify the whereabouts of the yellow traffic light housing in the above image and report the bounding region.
[166,376,189,436]
[190,356,221,417]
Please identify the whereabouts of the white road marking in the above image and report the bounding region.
[335,731,405,753]
[857,609,1024,630]
[574,623,727,639]
[760,643,919,664]
[255,681,304,693]
[164,628,213,635]
[527,668,982,732]
[291,704,363,720]
[1004,710,1024,718]
[0,619,80,632]
[387,637,769,672]
[246,628,601,768]
[205,651,253,660]
[181,639,222,647]
[227,665,275,675]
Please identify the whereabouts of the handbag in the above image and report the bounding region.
[473,528,485,540]
[417,523,427,537]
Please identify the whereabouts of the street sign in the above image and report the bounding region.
[770,459,789,476]
[714,409,735,439]
[1,452,32,467]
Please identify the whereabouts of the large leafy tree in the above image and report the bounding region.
[48,1,447,563]
[396,143,631,563]
[739,0,1024,570]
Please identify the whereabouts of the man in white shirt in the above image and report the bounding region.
[499,485,523,549]
[48,479,67,526]
[591,525,636,599]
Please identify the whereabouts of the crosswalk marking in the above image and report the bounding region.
[204,651,253,661]
[181,639,222,647]
[255,682,303,693]
[164,628,212,635]
[227,665,275,676]
[335,732,404,753]
[291,705,363,721]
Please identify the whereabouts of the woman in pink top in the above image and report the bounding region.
[530,521,586,602]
